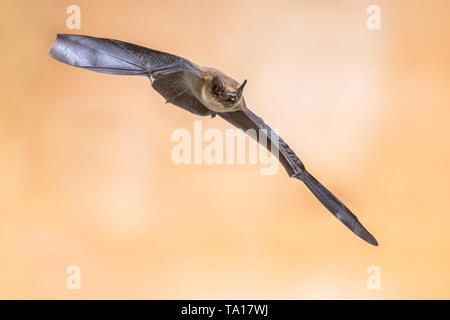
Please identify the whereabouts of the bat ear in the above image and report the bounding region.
[211,76,225,94]
[237,79,247,98]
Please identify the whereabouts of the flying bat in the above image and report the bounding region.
[49,34,378,246]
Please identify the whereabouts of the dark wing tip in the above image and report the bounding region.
[354,224,379,246]
[298,170,378,247]
[338,207,379,246]
[48,33,70,60]
[48,34,59,57]
[49,33,82,57]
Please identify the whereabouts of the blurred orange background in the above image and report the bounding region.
[1,0,450,299]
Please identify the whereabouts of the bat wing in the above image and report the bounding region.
[49,34,211,117]
[219,106,378,246]
[151,71,211,116]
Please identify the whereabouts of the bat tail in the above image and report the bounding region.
[297,170,378,246]
[49,34,148,75]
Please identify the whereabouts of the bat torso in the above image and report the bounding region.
[189,66,244,113]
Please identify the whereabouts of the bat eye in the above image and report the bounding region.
[210,76,225,96]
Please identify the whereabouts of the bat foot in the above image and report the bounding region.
[210,112,216,118]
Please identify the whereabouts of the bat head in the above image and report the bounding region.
[210,76,247,108]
